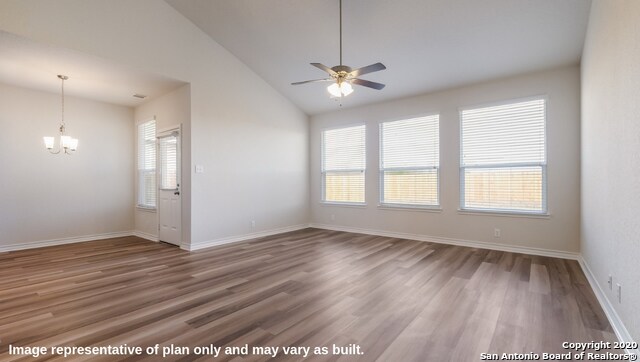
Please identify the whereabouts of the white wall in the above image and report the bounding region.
[310,66,581,253]
[189,84,309,245]
[0,82,134,250]
[581,1,640,343]
[133,84,191,243]
[0,0,309,248]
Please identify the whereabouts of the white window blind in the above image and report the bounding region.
[159,135,177,190]
[322,125,366,203]
[137,120,156,208]
[380,115,439,206]
[460,98,546,213]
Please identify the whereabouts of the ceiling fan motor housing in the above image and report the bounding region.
[332,65,352,73]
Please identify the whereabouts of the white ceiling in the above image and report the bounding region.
[0,31,186,107]
[167,0,592,115]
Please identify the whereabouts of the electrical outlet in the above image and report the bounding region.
[608,275,613,290]
[251,220,256,228]
[330,214,335,221]
[494,228,501,238]
[617,283,622,303]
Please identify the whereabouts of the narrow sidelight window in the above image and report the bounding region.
[137,119,156,208]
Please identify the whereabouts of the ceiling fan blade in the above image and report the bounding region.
[350,62,386,77]
[352,78,386,90]
[310,63,337,75]
[291,78,333,85]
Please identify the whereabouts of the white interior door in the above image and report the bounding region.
[157,128,181,246]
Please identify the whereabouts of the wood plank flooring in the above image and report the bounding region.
[0,228,622,361]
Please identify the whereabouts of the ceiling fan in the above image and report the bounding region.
[291,0,386,98]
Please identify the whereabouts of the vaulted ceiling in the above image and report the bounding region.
[167,0,592,115]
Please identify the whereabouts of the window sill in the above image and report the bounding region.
[320,202,367,208]
[457,209,550,219]
[378,204,442,213]
[136,206,157,213]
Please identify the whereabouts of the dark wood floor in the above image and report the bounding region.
[0,228,620,361]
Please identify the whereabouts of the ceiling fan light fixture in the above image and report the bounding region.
[327,81,354,98]
[327,82,342,97]
[340,81,353,96]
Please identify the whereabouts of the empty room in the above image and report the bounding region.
[0,0,638,361]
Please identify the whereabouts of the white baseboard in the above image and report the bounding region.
[578,256,638,356]
[132,230,159,242]
[308,223,579,260]
[0,223,579,261]
[0,231,135,253]
[187,224,310,251]
[1,223,579,260]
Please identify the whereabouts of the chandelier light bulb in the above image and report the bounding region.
[69,138,79,151]
[43,137,55,149]
[61,135,72,149]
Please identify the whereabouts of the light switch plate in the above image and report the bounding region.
[195,165,204,173]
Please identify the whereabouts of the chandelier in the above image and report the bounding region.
[43,75,78,154]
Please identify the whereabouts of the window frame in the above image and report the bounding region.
[320,123,367,206]
[378,114,441,210]
[459,96,549,215]
[158,131,179,192]
[136,117,157,211]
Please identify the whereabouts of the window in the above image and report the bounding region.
[137,119,156,208]
[380,115,440,207]
[322,125,366,204]
[159,135,178,190]
[460,98,546,213]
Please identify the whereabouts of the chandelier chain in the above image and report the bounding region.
[61,76,65,129]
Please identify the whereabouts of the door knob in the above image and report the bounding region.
[174,191,180,195]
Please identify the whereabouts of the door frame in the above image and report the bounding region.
[156,124,182,247]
